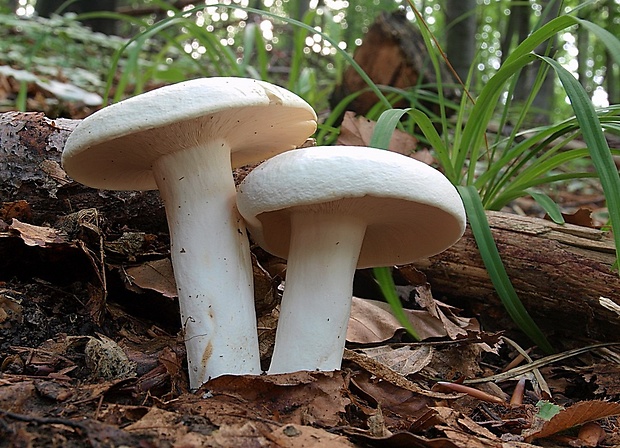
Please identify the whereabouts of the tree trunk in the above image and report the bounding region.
[414,211,620,346]
[445,0,477,84]
[606,0,619,104]
[36,0,118,35]
[512,0,561,125]
[330,10,458,121]
[4,0,18,13]
[501,0,529,67]
[577,10,591,95]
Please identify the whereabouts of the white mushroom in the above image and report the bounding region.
[236,146,466,374]
[61,77,317,388]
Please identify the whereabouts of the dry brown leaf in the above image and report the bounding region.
[397,265,477,340]
[343,349,456,400]
[125,407,198,442]
[267,424,357,447]
[351,369,434,421]
[125,258,176,298]
[258,307,278,361]
[0,380,37,414]
[8,218,69,246]
[573,363,620,397]
[0,291,23,328]
[202,371,350,427]
[524,400,620,442]
[33,380,74,402]
[419,343,486,383]
[438,427,502,447]
[347,297,448,343]
[134,415,358,448]
[357,345,433,376]
[337,111,419,156]
[252,253,279,317]
[560,208,594,227]
[342,428,469,448]
[1,200,32,222]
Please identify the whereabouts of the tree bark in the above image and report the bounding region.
[0,112,167,234]
[414,211,620,345]
[445,0,477,84]
[36,0,118,35]
[330,10,458,121]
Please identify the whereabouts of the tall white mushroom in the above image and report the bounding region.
[236,146,466,374]
[61,77,317,388]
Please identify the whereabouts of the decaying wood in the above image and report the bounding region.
[0,111,168,233]
[415,211,620,344]
[1,111,618,343]
[330,10,457,119]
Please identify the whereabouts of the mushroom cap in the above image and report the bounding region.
[61,77,318,191]
[236,146,466,268]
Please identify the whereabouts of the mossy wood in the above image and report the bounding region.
[330,10,457,118]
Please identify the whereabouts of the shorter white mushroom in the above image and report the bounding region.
[62,77,317,388]
[236,146,466,374]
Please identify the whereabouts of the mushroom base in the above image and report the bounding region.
[268,211,366,374]
[153,141,260,388]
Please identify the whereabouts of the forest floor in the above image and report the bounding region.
[1,75,620,448]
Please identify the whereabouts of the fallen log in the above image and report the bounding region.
[0,111,167,234]
[415,211,620,345]
[2,111,618,344]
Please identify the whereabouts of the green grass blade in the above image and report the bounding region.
[372,267,421,341]
[541,56,620,268]
[370,109,408,149]
[288,10,317,92]
[489,172,599,210]
[457,186,554,353]
[253,24,269,80]
[371,108,455,181]
[503,15,579,66]
[459,15,600,185]
[528,191,565,224]
[575,18,620,64]
[240,22,256,74]
[458,53,538,183]
[499,148,591,193]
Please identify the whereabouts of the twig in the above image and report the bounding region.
[0,408,89,431]
[464,341,620,384]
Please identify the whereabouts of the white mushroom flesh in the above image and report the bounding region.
[153,139,259,385]
[269,210,366,373]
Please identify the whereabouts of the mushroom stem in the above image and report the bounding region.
[153,141,260,388]
[268,210,366,374]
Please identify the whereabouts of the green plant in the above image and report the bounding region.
[370,4,620,353]
[88,3,360,111]
[0,13,127,111]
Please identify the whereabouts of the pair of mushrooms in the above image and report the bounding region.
[62,77,466,390]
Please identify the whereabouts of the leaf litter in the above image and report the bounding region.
[1,114,620,447]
